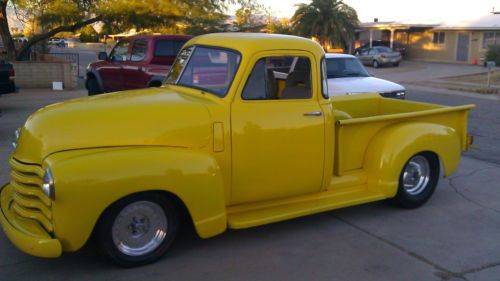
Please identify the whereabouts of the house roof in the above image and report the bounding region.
[358,21,439,29]
[358,14,500,31]
[437,13,500,30]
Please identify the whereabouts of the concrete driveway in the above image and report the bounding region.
[369,61,489,84]
[1,89,500,281]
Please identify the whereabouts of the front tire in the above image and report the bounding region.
[87,78,102,96]
[96,193,179,267]
[388,152,440,209]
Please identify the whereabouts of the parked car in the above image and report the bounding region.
[1,33,474,267]
[356,46,402,68]
[325,53,405,99]
[0,61,16,95]
[354,40,406,57]
[273,54,405,99]
[48,38,66,47]
[86,35,192,95]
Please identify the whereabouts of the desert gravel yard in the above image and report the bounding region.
[1,88,500,281]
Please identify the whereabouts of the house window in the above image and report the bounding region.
[483,31,500,49]
[433,32,445,45]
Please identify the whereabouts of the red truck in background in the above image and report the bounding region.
[85,35,192,95]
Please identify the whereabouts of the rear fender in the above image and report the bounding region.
[364,122,461,197]
[45,146,226,252]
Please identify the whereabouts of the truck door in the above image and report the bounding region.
[99,39,129,92]
[231,53,325,204]
[122,38,151,89]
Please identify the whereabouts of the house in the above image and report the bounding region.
[356,12,500,64]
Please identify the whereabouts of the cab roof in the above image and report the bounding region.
[185,33,325,60]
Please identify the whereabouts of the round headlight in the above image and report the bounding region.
[42,168,56,200]
[12,128,20,149]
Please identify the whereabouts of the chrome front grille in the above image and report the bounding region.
[9,158,53,232]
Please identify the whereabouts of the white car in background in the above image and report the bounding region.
[325,53,406,99]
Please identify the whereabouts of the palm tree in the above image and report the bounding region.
[291,0,359,50]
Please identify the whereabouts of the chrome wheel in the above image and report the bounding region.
[111,201,168,256]
[402,155,430,195]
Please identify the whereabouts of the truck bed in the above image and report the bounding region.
[332,94,474,175]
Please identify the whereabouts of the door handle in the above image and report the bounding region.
[303,111,322,117]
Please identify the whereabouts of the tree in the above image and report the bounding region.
[266,17,293,35]
[0,0,240,60]
[1,0,102,60]
[233,0,266,32]
[79,25,98,42]
[0,1,17,59]
[291,0,359,49]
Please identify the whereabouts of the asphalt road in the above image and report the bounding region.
[405,86,500,165]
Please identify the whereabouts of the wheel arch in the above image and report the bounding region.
[363,122,461,197]
[147,76,165,88]
[86,70,104,92]
[45,146,227,252]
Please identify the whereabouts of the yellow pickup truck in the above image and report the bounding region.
[1,33,474,267]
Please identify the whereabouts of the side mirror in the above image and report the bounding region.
[98,52,108,61]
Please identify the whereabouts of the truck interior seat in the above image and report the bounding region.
[281,71,311,99]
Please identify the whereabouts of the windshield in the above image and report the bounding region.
[326,57,370,79]
[165,46,241,97]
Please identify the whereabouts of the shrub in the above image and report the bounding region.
[485,45,500,66]
[79,25,99,43]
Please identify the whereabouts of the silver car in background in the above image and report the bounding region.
[355,46,402,68]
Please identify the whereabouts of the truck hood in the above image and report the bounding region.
[327,77,404,96]
[14,87,213,164]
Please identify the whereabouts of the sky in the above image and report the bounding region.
[244,0,500,24]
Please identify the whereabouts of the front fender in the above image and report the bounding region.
[364,122,461,197]
[45,146,226,252]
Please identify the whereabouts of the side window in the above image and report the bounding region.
[433,31,446,45]
[131,40,148,62]
[242,59,267,100]
[173,41,186,55]
[154,40,186,57]
[110,40,129,61]
[368,49,377,55]
[242,56,312,100]
[154,40,173,57]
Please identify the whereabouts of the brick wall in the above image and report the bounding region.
[12,61,78,90]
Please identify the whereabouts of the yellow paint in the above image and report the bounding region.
[0,33,474,259]
[213,122,225,152]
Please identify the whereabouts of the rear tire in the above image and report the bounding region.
[373,60,380,68]
[96,193,179,267]
[388,152,440,209]
[87,78,102,96]
[148,80,163,88]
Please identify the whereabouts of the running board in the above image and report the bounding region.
[227,186,385,229]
